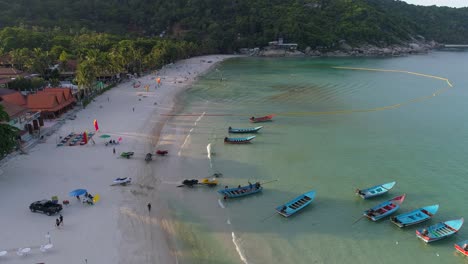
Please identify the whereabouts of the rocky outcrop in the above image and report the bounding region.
[303,39,442,57]
[258,49,304,57]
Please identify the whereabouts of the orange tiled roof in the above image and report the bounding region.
[1,92,27,106]
[26,89,75,112]
[0,100,29,119]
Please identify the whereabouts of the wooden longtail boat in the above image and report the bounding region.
[454,240,468,256]
[218,183,262,199]
[416,218,464,243]
[228,126,263,134]
[363,194,406,221]
[249,114,275,123]
[391,204,439,227]
[275,191,316,217]
[224,136,256,144]
[356,181,396,199]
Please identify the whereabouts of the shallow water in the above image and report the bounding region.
[161,52,468,264]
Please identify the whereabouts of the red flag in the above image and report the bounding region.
[93,119,99,131]
[118,137,122,142]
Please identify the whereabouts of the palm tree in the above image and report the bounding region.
[0,105,19,157]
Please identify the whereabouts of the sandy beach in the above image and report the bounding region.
[0,55,237,264]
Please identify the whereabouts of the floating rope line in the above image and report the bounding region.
[161,67,453,117]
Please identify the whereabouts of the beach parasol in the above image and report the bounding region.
[99,134,111,138]
[69,189,87,197]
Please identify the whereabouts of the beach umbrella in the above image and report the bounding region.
[69,189,87,197]
[99,134,111,138]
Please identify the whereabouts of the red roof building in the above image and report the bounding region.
[26,88,76,118]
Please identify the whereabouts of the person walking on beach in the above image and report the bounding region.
[147,203,151,212]
[56,218,60,229]
[113,147,116,154]
[132,107,135,112]
[59,214,63,226]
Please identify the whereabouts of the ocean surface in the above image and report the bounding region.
[158,51,468,264]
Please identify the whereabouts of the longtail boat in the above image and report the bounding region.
[356,181,396,199]
[228,126,263,134]
[224,136,255,144]
[416,218,464,243]
[275,191,316,217]
[249,114,275,123]
[390,204,439,228]
[363,194,406,221]
[454,240,468,256]
[218,182,262,199]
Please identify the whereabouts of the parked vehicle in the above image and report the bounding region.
[29,200,63,216]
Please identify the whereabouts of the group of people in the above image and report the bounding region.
[105,140,119,146]
[76,192,94,205]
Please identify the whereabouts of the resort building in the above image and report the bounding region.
[267,38,298,51]
[26,88,76,119]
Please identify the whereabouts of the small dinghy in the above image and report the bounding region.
[416,218,464,243]
[218,182,262,199]
[363,194,406,221]
[454,240,468,256]
[356,181,396,199]
[228,126,263,134]
[275,190,316,217]
[224,136,256,144]
[391,204,439,227]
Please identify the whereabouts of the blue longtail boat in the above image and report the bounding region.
[363,194,406,221]
[275,191,316,217]
[391,204,439,227]
[224,136,256,144]
[416,218,464,243]
[356,181,396,199]
[218,182,263,199]
[228,126,263,134]
[454,240,468,256]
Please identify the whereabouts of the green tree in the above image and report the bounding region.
[0,105,19,157]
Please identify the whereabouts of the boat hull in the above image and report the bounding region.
[455,240,468,256]
[363,194,406,221]
[218,185,263,198]
[357,181,396,199]
[416,218,464,243]
[224,136,256,144]
[275,191,316,217]
[249,114,274,123]
[391,204,439,228]
[228,126,263,133]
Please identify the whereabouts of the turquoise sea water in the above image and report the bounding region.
[160,52,468,264]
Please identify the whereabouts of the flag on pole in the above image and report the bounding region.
[93,119,99,131]
[118,137,122,142]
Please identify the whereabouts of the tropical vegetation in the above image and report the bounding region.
[0,105,19,157]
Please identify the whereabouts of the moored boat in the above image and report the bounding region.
[416,218,464,243]
[228,126,263,134]
[363,194,406,221]
[249,114,275,123]
[275,191,316,217]
[224,136,256,144]
[454,240,468,256]
[391,204,439,227]
[218,182,262,199]
[356,181,396,199]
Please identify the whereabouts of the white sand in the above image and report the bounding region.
[0,55,237,264]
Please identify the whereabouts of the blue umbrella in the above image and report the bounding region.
[69,189,87,197]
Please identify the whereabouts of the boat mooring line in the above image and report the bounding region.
[161,67,453,117]
[232,232,249,264]
[177,112,205,156]
[218,199,225,208]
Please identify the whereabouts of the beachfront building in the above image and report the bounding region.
[0,67,26,89]
[27,88,76,119]
[267,38,298,51]
[0,88,42,141]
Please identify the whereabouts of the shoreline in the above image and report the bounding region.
[0,54,238,264]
